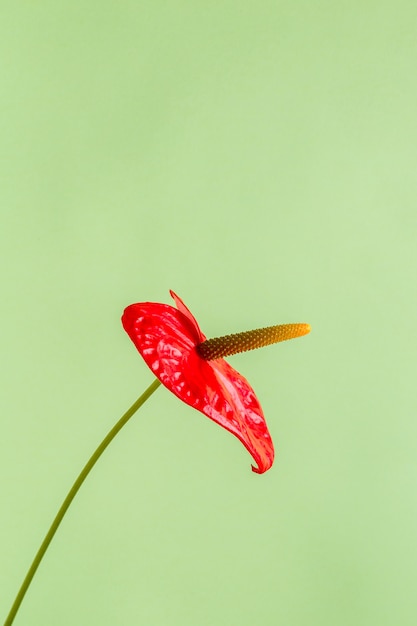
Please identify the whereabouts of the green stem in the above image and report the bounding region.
[4,378,161,626]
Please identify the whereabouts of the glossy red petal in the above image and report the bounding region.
[122,292,274,473]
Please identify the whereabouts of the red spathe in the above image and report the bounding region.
[122,290,274,473]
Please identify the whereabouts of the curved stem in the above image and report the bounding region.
[4,378,161,626]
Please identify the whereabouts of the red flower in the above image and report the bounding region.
[122,291,310,474]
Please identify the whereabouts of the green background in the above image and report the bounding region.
[1,2,416,624]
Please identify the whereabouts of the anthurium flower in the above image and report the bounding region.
[5,290,311,626]
[122,291,310,474]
